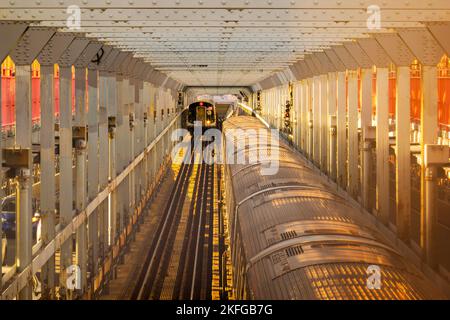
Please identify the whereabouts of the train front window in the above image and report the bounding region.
[188,106,196,123]
[206,108,215,123]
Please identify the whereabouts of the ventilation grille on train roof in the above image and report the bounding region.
[286,245,304,257]
[280,230,297,240]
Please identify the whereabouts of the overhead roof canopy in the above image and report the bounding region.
[1,0,450,87]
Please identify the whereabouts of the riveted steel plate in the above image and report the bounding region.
[58,37,90,67]
[298,60,313,78]
[132,60,145,79]
[289,63,302,80]
[75,42,103,69]
[37,33,75,66]
[112,51,130,73]
[259,78,270,90]
[276,72,287,84]
[304,56,319,76]
[427,22,450,55]
[332,45,358,70]
[119,53,134,75]
[315,51,335,73]
[164,78,174,90]
[10,27,55,65]
[144,66,156,82]
[152,72,166,87]
[397,28,445,66]
[310,54,326,75]
[149,70,161,86]
[374,33,415,67]
[0,22,28,62]
[168,78,180,91]
[91,45,113,70]
[269,75,281,88]
[136,62,150,79]
[324,48,346,72]
[344,42,373,68]
[358,38,391,68]
[283,68,296,82]
[127,58,139,76]
[98,47,120,72]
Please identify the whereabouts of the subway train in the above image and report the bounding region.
[185,99,217,132]
[222,115,445,300]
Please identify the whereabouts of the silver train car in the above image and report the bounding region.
[186,99,217,131]
[222,116,444,300]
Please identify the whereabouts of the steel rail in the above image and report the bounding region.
[136,139,195,300]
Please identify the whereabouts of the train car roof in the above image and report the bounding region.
[222,115,445,300]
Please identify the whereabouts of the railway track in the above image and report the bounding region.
[175,147,214,300]
[132,137,222,300]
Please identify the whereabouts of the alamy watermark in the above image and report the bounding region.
[67,5,81,30]
[171,122,280,176]
[66,264,81,291]
[367,5,381,30]
[367,265,382,290]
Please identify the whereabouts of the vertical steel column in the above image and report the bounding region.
[293,83,300,148]
[361,69,373,135]
[135,80,143,204]
[362,126,375,211]
[122,77,131,227]
[108,73,118,244]
[396,66,411,241]
[421,66,439,257]
[59,66,74,298]
[145,83,151,189]
[87,69,100,280]
[300,80,308,153]
[306,79,313,159]
[37,33,75,299]
[74,67,87,295]
[0,22,27,294]
[347,71,359,198]
[392,30,443,254]
[327,73,337,178]
[329,115,337,181]
[142,82,149,195]
[151,87,157,183]
[361,69,373,210]
[164,91,169,156]
[116,74,125,234]
[74,141,87,293]
[39,65,56,299]
[312,76,320,165]
[136,80,142,203]
[129,78,136,218]
[376,68,390,225]
[9,28,54,299]
[141,81,147,196]
[155,91,161,169]
[319,74,328,172]
[15,65,33,300]
[54,37,90,299]
[336,71,347,189]
[98,71,109,261]
[150,83,156,187]
[423,145,449,268]
[270,90,274,126]
[425,163,437,267]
